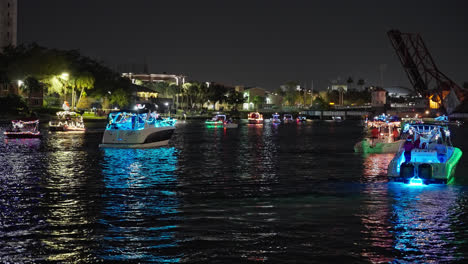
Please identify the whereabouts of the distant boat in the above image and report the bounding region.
[248,112,263,124]
[4,119,41,138]
[206,114,238,128]
[205,114,226,125]
[283,114,294,123]
[49,111,85,132]
[296,115,307,123]
[271,113,281,124]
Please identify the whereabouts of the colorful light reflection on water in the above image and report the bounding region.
[99,147,181,262]
[389,183,464,263]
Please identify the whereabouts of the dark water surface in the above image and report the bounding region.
[1,120,468,263]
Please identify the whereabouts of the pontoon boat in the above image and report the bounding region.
[4,119,41,138]
[49,111,85,132]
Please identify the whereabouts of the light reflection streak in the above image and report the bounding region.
[42,149,91,262]
[359,154,394,263]
[99,147,181,262]
[389,184,462,263]
[0,138,43,262]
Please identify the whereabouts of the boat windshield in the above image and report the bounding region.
[212,115,226,121]
[405,124,452,147]
[106,111,176,130]
[284,114,292,119]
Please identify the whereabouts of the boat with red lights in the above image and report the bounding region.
[4,119,41,138]
[354,117,403,153]
[248,112,263,124]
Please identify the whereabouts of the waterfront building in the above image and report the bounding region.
[329,84,348,92]
[385,86,413,98]
[122,73,186,86]
[0,0,17,50]
[371,87,387,107]
[242,87,266,110]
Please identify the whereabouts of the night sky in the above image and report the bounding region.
[19,0,468,90]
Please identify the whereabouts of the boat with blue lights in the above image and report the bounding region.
[99,109,176,148]
[271,113,281,124]
[4,119,41,138]
[387,123,462,184]
[248,112,263,124]
[296,115,307,123]
[283,114,294,123]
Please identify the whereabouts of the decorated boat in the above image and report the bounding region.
[248,112,263,124]
[205,114,226,125]
[99,109,176,148]
[271,113,281,124]
[49,111,85,132]
[283,114,294,123]
[354,118,403,153]
[205,114,238,128]
[387,123,462,185]
[296,115,307,123]
[4,119,41,138]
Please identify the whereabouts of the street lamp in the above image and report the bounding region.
[60,72,69,80]
[164,102,170,116]
[59,72,73,108]
[17,80,23,87]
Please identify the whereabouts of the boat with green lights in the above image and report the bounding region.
[354,115,403,154]
[387,123,462,185]
[205,114,227,125]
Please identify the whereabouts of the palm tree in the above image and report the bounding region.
[346,77,354,90]
[22,76,43,106]
[357,79,365,91]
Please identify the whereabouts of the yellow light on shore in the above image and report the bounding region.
[60,72,69,80]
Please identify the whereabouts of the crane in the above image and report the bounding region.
[387,30,466,114]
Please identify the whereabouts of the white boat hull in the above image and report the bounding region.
[99,140,170,149]
[99,126,175,148]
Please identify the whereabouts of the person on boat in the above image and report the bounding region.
[434,139,447,162]
[370,126,379,146]
[413,134,421,149]
[392,128,399,142]
[403,138,415,162]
